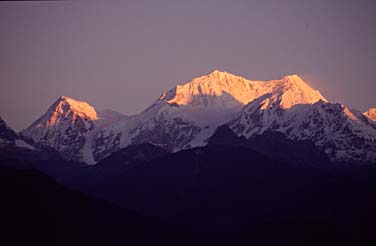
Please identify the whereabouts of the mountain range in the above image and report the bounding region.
[2,70,376,245]
[1,70,376,165]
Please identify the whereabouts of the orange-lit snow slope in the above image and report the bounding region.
[364,108,376,122]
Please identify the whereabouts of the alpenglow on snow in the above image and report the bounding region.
[20,70,376,164]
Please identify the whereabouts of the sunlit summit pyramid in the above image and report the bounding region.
[21,96,99,162]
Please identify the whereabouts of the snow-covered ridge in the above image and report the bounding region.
[164,70,261,106]
[18,70,376,164]
[230,97,376,163]
[162,70,326,108]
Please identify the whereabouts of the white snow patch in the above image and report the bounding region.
[15,139,36,150]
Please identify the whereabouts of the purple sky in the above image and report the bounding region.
[0,0,375,131]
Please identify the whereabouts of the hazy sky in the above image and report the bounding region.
[0,0,375,130]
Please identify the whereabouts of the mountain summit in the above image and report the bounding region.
[22,96,98,137]
[46,96,98,125]
[364,108,376,122]
[21,96,99,162]
[162,71,326,108]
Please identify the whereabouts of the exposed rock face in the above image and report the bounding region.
[0,116,18,143]
[0,115,43,163]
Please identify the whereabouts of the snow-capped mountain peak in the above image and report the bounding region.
[163,70,256,107]
[161,71,326,110]
[265,74,328,109]
[364,108,376,122]
[20,96,100,162]
[32,96,99,128]
[23,96,101,135]
[51,96,98,123]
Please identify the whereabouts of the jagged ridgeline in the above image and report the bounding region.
[9,70,375,164]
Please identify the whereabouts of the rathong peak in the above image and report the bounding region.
[53,96,98,121]
[47,96,98,125]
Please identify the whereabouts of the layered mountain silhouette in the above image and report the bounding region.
[0,164,202,246]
